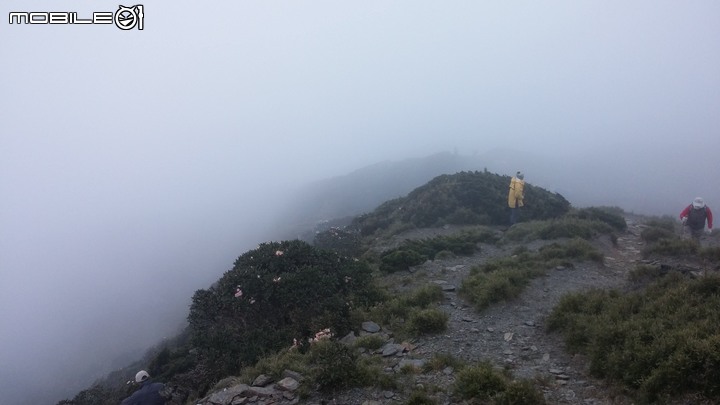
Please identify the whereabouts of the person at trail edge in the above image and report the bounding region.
[508,171,525,225]
[120,370,167,405]
[679,197,713,240]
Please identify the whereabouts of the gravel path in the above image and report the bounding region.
[301,217,718,405]
[343,220,648,404]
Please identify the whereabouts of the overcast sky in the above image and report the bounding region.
[1,1,719,404]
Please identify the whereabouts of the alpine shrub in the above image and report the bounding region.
[548,274,720,402]
[307,340,358,391]
[188,240,380,377]
[380,249,426,272]
[408,308,449,335]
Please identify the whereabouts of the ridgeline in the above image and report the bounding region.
[59,170,720,405]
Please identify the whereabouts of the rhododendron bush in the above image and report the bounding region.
[188,240,380,376]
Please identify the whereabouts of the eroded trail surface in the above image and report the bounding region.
[366,218,649,405]
[309,217,720,405]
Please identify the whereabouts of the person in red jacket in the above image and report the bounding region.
[679,197,713,240]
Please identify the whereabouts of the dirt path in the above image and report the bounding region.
[371,218,649,404]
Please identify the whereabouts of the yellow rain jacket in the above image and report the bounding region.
[508,177,525,208]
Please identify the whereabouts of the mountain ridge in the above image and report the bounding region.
[56,152,720,404]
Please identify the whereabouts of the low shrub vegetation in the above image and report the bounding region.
[379,228,499,272]
[408,308,449,335]
[307,340,359,391]
[352,171,570,237]
[360,284,448,340]
[460,239,602,311]
[503,207,625,243]
[642,238,699,257]
[423,353,465,373]
[644,216,677,232]
[640,227,676,243]
[404,390,438,405]
[380,249,427,273]
[452,361,545,404]
[353,334,386,351]
[701,246,720,262]
[547,272,720,402]
[313,227,362,257]
[238,348,308,384]
[639,216,679,243]
[187,240,383,382]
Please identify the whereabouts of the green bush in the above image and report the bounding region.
[313,227,362,257]
[453,362,507,401]
[380,249,427,272]
[701,246,720,262]
[496,379,547,405]
[574,207,627,231]
[406,284,444,307]
[460,269,537,311]
[434,250,456,260]
[503,216,616,243]
[380,228,498,272]
[404,390,438,405]
[644,216,677,232]
[353,334,386,351]
[361,285,447,340]
[423,353,465,372]
[238,348,308,384]
[408,308,449,335]
[452,362,544,403]
[640,227,676,243]
[538,238,604,262]
[642,239,699,258]
[461,239,602,311]
[188,240,381,378]
[356,356,398,389]
[547,274,720,402]
[627,265,669,285]
[308,340,359,391]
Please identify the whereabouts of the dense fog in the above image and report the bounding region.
[1,1,718,404]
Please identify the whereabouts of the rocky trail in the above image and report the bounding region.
[196,217,717,405]
[325,218,649,405]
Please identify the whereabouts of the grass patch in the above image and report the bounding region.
[701,246,720,262]
[644,216,677,232]
[640,227,676,243]
[379,228,498,272]
[423,353,465,373]
[547,273,720,403]
[460,239,602,311]
[353,334,386,351]
[408,308,449,335]
[238,348,308,384]
[404,390,438,405]
[452,361,546,404]
[640,216,679,243]
[627,265,671,285]
[642,239,699,258]
[307,340,359,391]
[503,206,625,243]
[359,284,448,340]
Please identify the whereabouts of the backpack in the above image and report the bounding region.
[687,206,708,230]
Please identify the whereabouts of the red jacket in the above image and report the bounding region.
[679,205,713,230]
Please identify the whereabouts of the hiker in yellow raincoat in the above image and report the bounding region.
[508,171,525,225]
